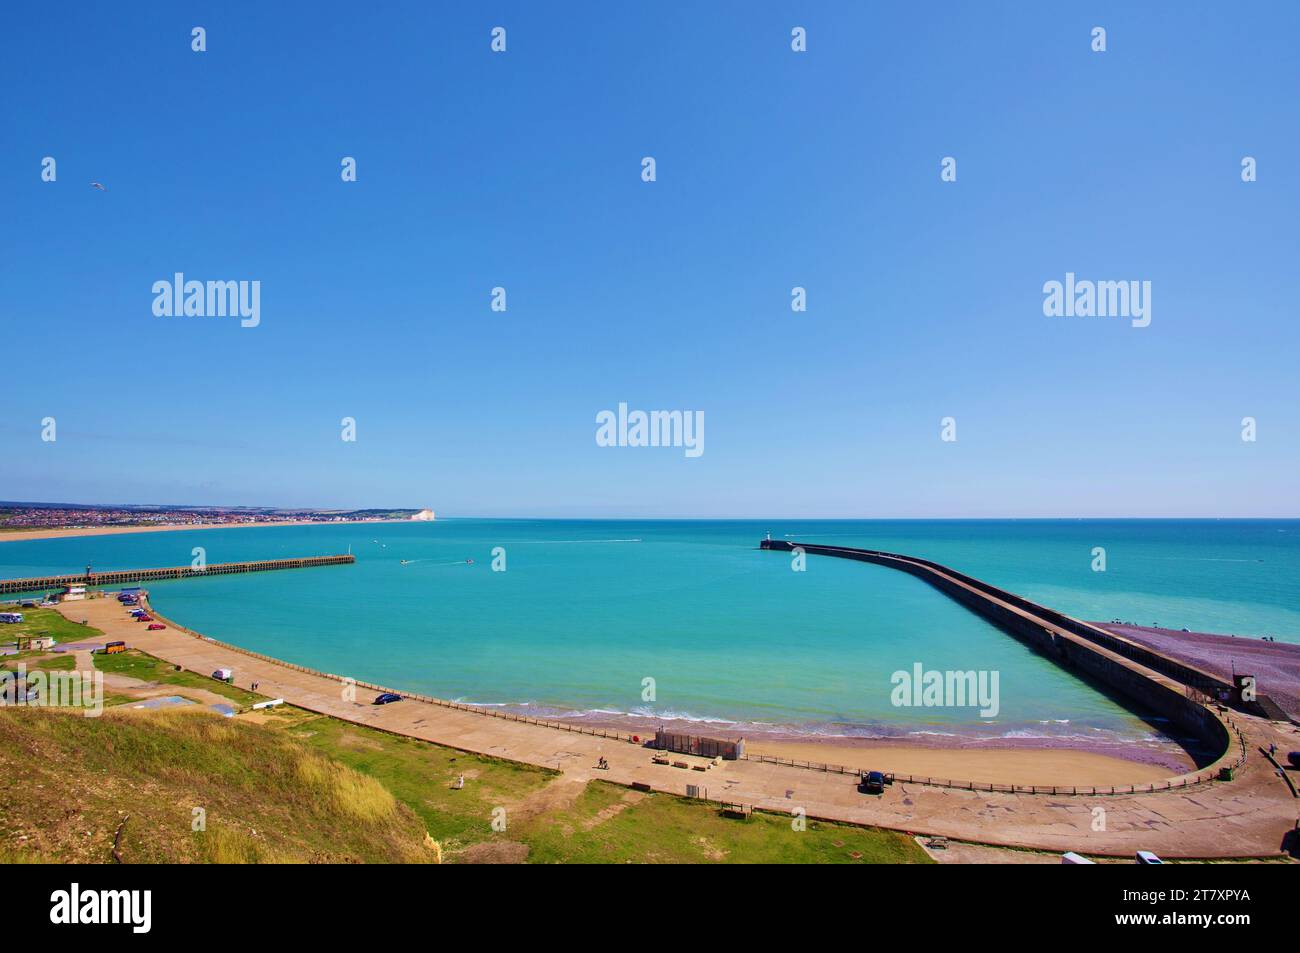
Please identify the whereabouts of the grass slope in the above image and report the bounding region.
[94,649,265,706]
[3,631,929,864]
[1,606,95,647]
[293,714,931,864]
[0,707,434,863]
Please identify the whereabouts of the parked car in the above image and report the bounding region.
[136,614,153,622]
[373,692,403,705]
[212,668,233,681]
[859,770,886,795]
[147,624,165,631]
[1135,850,1163,864]
[1061,851,1096,864]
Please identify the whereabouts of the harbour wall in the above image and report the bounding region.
[761,540,1236,757]
[0,554,356,595]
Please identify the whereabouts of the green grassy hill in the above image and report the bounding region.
[0,707,435,863]
[291,714,932,864]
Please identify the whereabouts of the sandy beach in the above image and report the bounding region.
[744,739,1184,786]
[531,710,1199,781]
[0,519,400,544]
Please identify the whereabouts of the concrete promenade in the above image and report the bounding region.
[60,597,1299,859]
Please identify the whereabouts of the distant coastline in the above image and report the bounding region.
[0,519,404,544]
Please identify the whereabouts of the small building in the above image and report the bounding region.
[60,586,87,602]
[653,730,745,761]
[13,635,53,651]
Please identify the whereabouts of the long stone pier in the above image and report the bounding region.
[761,539,1259,753]
[0,554,355,595]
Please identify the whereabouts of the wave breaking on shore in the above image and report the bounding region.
[449,699,1202,773]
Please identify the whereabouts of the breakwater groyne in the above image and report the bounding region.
[761,540,1250,758]
[0,554,355,595]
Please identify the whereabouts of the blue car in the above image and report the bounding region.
[373,692,402,705]
[859,770,886,795]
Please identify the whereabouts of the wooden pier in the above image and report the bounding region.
[0,554,355,595]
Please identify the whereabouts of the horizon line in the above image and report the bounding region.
[3,501,1300,522]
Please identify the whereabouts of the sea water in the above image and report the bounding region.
[4,519,1296,746]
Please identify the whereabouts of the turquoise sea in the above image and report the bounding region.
[4,519,1297,749]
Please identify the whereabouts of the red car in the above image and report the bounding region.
[147,623,165,631]
[136,614,153,622]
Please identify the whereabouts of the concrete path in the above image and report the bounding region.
[58,599,1300,859]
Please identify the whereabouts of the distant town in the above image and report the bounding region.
[0,502,428,531]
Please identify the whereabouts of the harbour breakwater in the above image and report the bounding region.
[0,554,355,595]
[761,540,1246,761]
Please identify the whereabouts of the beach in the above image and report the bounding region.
[522,708,1200,778]
[744,739,1184,786]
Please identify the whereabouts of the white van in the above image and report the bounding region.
[1061,851,1096,864]
[0,612,23,624]
[211,667,233,681]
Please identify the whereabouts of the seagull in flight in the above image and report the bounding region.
[90,182,106,191]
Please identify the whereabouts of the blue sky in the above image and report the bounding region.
[2,2,1297,517]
